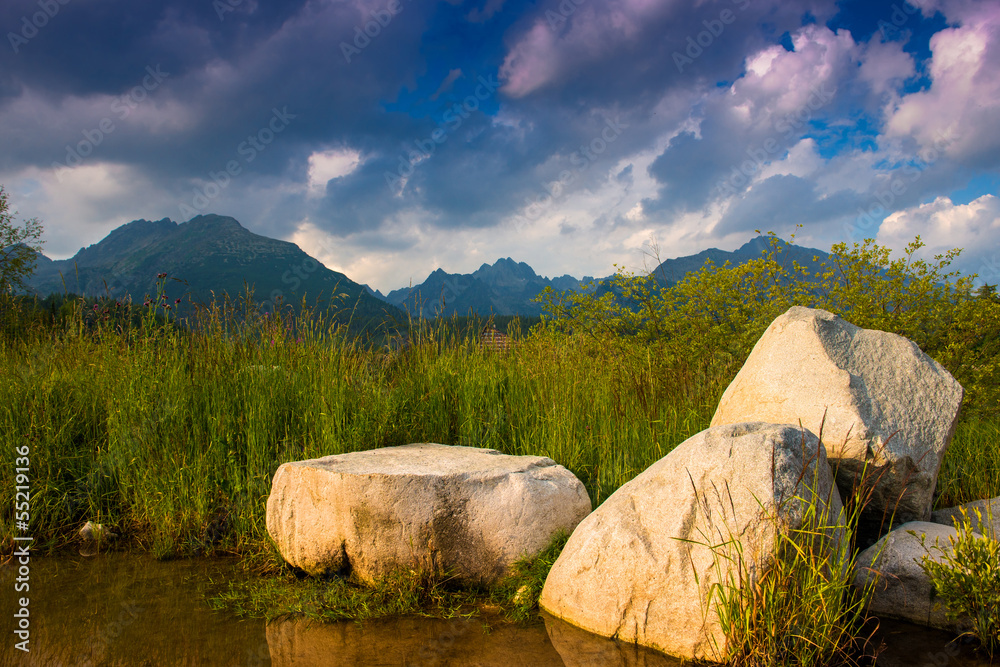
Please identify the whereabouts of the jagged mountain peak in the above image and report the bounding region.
[183,214,244,232]
[24,214,398,327]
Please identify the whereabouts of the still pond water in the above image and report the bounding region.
[0,554,994,666]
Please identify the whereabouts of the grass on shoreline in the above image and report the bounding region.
[1,291,722,558]
[1,262,998,659]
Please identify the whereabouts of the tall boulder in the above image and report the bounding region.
[539,422,844,662]
[711,306,963,532]
[265,443,591,585]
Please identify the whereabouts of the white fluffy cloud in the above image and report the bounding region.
[877,194,1000,286]
[885,2,1000,168]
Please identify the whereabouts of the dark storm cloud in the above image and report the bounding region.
[5,0,970,253]
[1,0,848,240]
[0,0,308,98]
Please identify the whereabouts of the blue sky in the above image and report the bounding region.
[1,0,998,290]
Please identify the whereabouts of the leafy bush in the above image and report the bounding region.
[917,506,1000,658]
[536,232,1000,416]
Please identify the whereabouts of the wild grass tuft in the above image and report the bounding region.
[694,430,885,667]
[208,567,478,622]
[489,530,570,622]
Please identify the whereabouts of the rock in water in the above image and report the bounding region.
[265,443,591,585]
[539,422,844,661]
[78,521,116,557]
[852,521,977,632]
[711,306,963,531]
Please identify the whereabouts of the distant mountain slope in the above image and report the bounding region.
[383,258,593,317]
[383,238,829,317]
[649,237,831,286]
[26,214,399,323]
[23,218,830,323]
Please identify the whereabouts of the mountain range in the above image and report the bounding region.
[22,215,830,319]
[382,259,595,317]
[25,214,396,323]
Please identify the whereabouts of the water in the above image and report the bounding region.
[1,554,994,666]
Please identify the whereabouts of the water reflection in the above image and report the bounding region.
[1,554,995,666]
[266,615,561,666]
[0,553,268,666]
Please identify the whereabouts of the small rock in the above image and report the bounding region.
[78,521,116,557]
[513,584,534,607]
[931,496,999,539]
[852,521,977,633]
[79,521,114,542]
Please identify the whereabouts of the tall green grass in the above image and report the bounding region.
[0,290,719,558]
[1,283,997,565]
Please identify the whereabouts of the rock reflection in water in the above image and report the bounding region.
[0,553,268,666]
[541,613,685,667]
[3,553,994,667]
[874,618,996,667]
[265,614,563,666]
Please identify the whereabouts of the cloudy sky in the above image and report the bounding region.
[1,0,998,291]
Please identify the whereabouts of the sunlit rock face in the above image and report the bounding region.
[712,306,963,533]
[540,422,844,662]
[266,443,591,585]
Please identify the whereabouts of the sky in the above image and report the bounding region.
[1,0,999,292]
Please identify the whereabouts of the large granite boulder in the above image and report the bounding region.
[711,306,964,531]
[539,422,844,662]
[931,496,1000,539]
[852,521,977,632]
[265,443,591,585]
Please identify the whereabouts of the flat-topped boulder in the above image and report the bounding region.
[711,306,964,532]
[265,443,591,585]
[539,422,844,662]
[931,496,1000,539]
[852,521,977,632]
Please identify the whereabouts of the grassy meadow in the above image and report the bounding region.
[2,236,998,559]
[1,236,999,663]
[0,292,722,559]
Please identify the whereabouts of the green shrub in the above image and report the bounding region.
[537,233,1000,416]
[917,506,1000,658]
